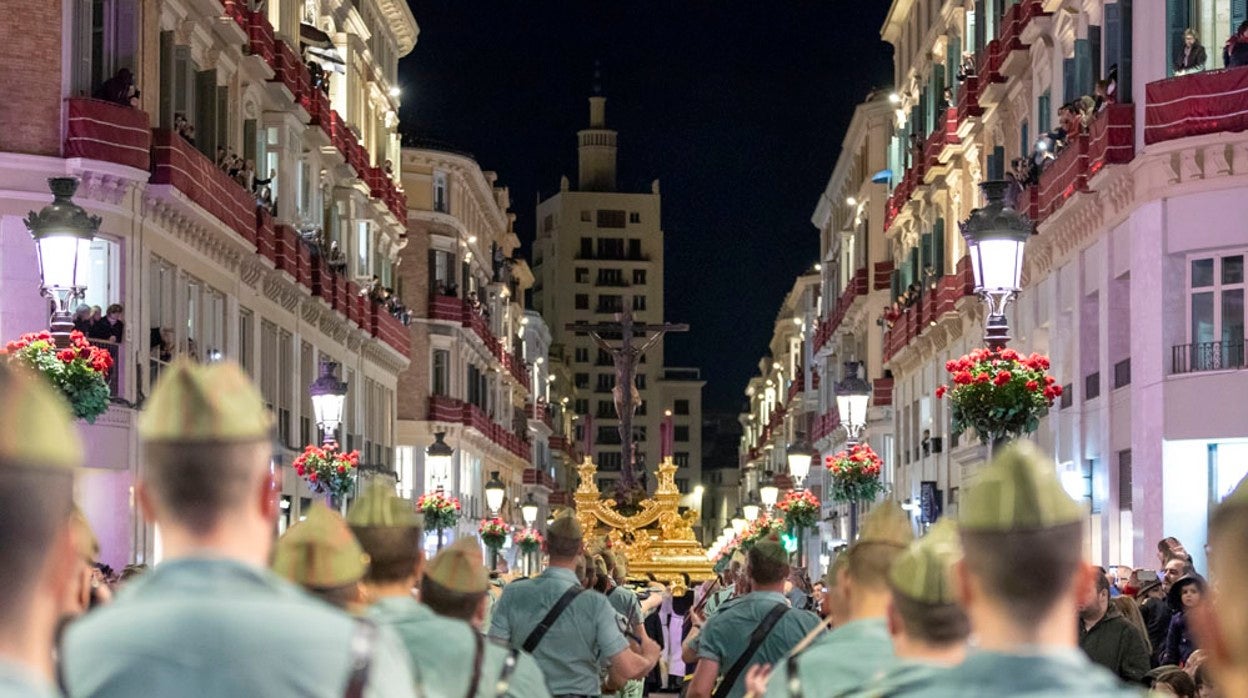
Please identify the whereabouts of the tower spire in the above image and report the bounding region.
[578,61,617,191]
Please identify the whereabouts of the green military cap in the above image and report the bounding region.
[888,519,962,605]
[346,481,421,529]
[750,535,789,567]
[855,501,915,548]
[1223,473,1248,507]
[823,550,847,588]
[593,554,611,580]
[425,537,488,593]
[72,505,99,561]
[273,503,369,589]
[599,549,617,572]
[548,510,583,541]
[0,362,82,470]
[138,358,272,443]
[960,441,1082,532]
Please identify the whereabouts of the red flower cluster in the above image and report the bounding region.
[4,331,113,375]
[826,442,883,477]
[825,443,887,503]
[937,346,1061,442]
[777,489,820,530]
[2,330,113,422]
[293,443,359,497]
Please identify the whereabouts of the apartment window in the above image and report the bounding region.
[595,374,614,392]
[628,239,642,259]
[674,452,690,467]
[574,373,589,389]
[636,374,646,389]
[676,478,690,492]
[432,349,450,396]
[575,267,589,283]
[597,209,626,228]
[1118,449,1133,511]
[636,400,647,416]
[71,0,140,98]
[674,399,690,415]
[277,330,293,447]
[596,349,612,366]
[633,269,646,285]
[629,212,640,224]
[1186,254,1246,371]
[581,210,592,222]
[580,237,593,258]
[237,307,254,376]
[596,400,615,418]
[597,295,623,313]
[674,425,690,442]
[597,268,624,285]
[575,294,589,310]
[575,347,589,363]
[574,398,589,414]
[542,214,554,233]
[600,453,622,470]
[597,427,621,445]
[632,296,646,311]
[597,238,624,259]
[355,221,371,277]
[433,171,449,213]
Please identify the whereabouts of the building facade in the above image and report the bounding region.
[0,0,417,567]
[817,0,1248,572]
[533,95,705,512]
[394,143,558,554]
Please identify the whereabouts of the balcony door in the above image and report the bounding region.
[1188,254,1245,370]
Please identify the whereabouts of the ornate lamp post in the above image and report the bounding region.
[760,472,779,515]
[960,180,1031,350]
[24,177,100,348]
[484,470,506,517]
[731,508,748,535]
[786,436,816,488]
[308,361,347,446]
[521,492,539,526]
[743,492,761,523]
[835,362,872,446]
[426,432,453,486]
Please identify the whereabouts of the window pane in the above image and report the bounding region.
[1223,255,1244,285]
[1192,258,1214,288]
[1192,291,1215,344]
[1223,289,1244,351]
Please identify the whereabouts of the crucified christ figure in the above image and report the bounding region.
[568,306,688,495]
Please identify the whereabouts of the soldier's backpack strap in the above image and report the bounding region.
[465,631,486,698]
[521,585,583,653]
[344,617,379,698]
[493,648,520,697]
[785,653,803,698]
[711,602,789,698]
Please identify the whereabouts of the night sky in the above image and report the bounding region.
[398,2,894,411]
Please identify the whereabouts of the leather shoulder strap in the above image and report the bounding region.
[711,602,789,698]
[521,585,583,653]
[465,632,485,698]
[344,617,379,698]
[493,648,521,697]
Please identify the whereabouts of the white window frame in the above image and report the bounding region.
[1186,250,1247,345]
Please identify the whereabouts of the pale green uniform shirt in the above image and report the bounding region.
[368,596,550,698]
[763,617,895,698]
[699,591,821,698]
[61,558,417,698]
[839,661,951,697]
[488,567,629,696]
[0,660,57,698]
[887,648,1145,698]
[607,585,642,628]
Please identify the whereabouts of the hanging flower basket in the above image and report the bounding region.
[293,443,359,500]
[479,517,508,550]
[936,348,1062,443]
[739,516,785,550]
[826,443,886,503]
[417,490,461,531]
[514,528,544,554]
[777,490,820,532]
[1,330,112,423]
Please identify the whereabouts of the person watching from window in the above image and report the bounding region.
[1175,29,1207,75]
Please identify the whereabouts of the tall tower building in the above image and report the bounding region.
[533,94,704,508]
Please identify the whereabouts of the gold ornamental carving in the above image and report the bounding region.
[574,456,714,591]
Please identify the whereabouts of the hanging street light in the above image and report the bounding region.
[426,432,453,486]
[960,180,1031,350]
[786,436,816,488]
[308,361,348,446]
[743,492,761,522]
[23,177,101,348]
[731,508,748,535]
[521,492,539,525]
[484,470,506,516]
[760,472,779,513]
[836,361,872,445]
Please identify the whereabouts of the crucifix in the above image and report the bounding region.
[568,306,688,494]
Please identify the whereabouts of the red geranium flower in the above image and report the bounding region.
[994,370,1012,386]
[935,385,947,399]
[1025,380,1039,391]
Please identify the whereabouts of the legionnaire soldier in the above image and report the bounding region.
[843,519,968,697]
[489,512,661,697]
[346,483,550,698]
[688,536,821,698]
[273,503,370,612]
[0,364,86,698]
[61,359,417,697]
[763,503,914,697]
[1194,473,1248,697]
[891,442,1140,697]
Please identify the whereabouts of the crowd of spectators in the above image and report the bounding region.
[360,276,412,326]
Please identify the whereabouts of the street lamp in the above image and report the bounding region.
[743,492,761,522]
[960,180,1031,350]
[521,492,539,525]
[484,470,506,516]
[836,361,872,445]
[426,432,453,485]
[731,508,747,535]
[308,360,347,446]
[786,436,816,487]
[23,177,100,347]
[760,472,779,513]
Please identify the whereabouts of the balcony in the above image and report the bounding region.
[884,160,924,231]
[956,76,984,137]
[151,129,256,243]
[1036,133,1088,221]
[872,376,894,407]
[1171,340,1246,375]
[426,396,532,461]
[786,374,805,405]
[1033,104,1135,225]
[820,267,870,346]
[883,257,974,363]
[923,108,961,179]
[811,411,841,444]
[529,401,554,430]
[426,295,529,388]
[63,98,152,172]
[523,468,557,490]
[1087,103,1136,177]
[1144,68,1248,146]
[369,300,411,356]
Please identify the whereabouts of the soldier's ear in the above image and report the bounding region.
[953,557,974,610]
[1188,600,1231,668]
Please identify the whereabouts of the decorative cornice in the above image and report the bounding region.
[141,193,245,273]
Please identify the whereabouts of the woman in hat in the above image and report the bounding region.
[1161,576,1206,666]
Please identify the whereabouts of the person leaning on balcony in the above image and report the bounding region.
[87,304,124,345]
[1225,21,1248,68]
[60,359,419,697]
[94,68,137,107]
[0,362,86,698]
[72,305,93,334]
[1175,29,1208,75]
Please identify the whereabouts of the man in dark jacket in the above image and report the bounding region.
[1079,572,1151,683]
